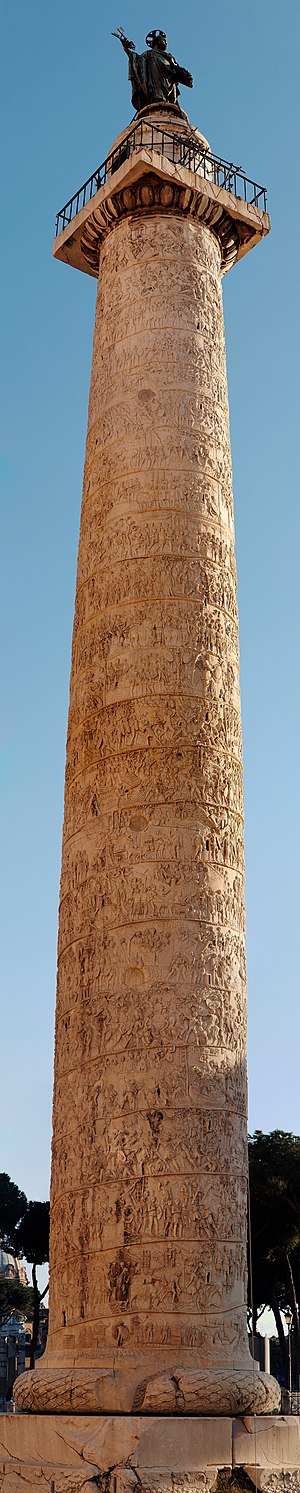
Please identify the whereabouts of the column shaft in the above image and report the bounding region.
[15,206,278,1416]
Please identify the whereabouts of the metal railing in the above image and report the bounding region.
[55,121,267,236]
[282,1388,300,1415]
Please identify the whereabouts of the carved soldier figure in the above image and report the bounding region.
[112,27,193,111]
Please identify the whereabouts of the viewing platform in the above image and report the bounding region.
[53,112,270,277]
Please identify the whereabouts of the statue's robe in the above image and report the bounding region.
[128,47,192,112]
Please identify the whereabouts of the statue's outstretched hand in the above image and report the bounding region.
[174,61,193,88]
[112,26,135,52]
[181,68,193,88]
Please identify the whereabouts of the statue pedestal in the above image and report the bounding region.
[0,1414,300,1491]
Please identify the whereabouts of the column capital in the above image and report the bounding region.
[53,114,270,279]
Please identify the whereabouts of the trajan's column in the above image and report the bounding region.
[12,26,288,1491]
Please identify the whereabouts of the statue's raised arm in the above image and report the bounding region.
[174,63,193,89]
[112,26,135,56]
[112,27,193,112]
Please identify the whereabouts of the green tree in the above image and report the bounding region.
[16,1201,50,1369]
[249,1130,300,1382]
[0,1173,27,1251]
[0,1175,50,1368]
[0,1276,33,1329]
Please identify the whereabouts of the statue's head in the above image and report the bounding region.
[146,29,167,51]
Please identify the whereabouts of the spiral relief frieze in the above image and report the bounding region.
[15,190,279,1417]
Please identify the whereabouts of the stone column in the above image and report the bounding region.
[15,116,278,1418]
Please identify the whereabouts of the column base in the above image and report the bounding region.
[14,1360,280,1415]
[0,1413,299,1490]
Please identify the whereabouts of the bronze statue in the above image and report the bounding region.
[112,27,193,112]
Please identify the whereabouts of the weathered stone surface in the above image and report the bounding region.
[15,112,278,1418]
[233,1416,300,1469]
[0,1414,231,1491]
[1,1415,300,1490]
[246,1477,300,1492]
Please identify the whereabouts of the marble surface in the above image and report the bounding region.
[0,1414,298,1490]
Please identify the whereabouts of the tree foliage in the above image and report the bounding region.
[0,1276,33,1326]
[0,1174,49,1367]
[17,1199,50,1368]
[17,1201,50,1268]
[249,1130,300,1382]
[0,1173,27,1252]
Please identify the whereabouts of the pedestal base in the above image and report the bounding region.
[13,1359,280,1415]
[0,1414,300,1491]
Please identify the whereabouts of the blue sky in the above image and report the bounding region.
[1,0,299,1216]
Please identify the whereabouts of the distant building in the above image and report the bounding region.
[0,1243,28,1407]
[0,1245,28,1287]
